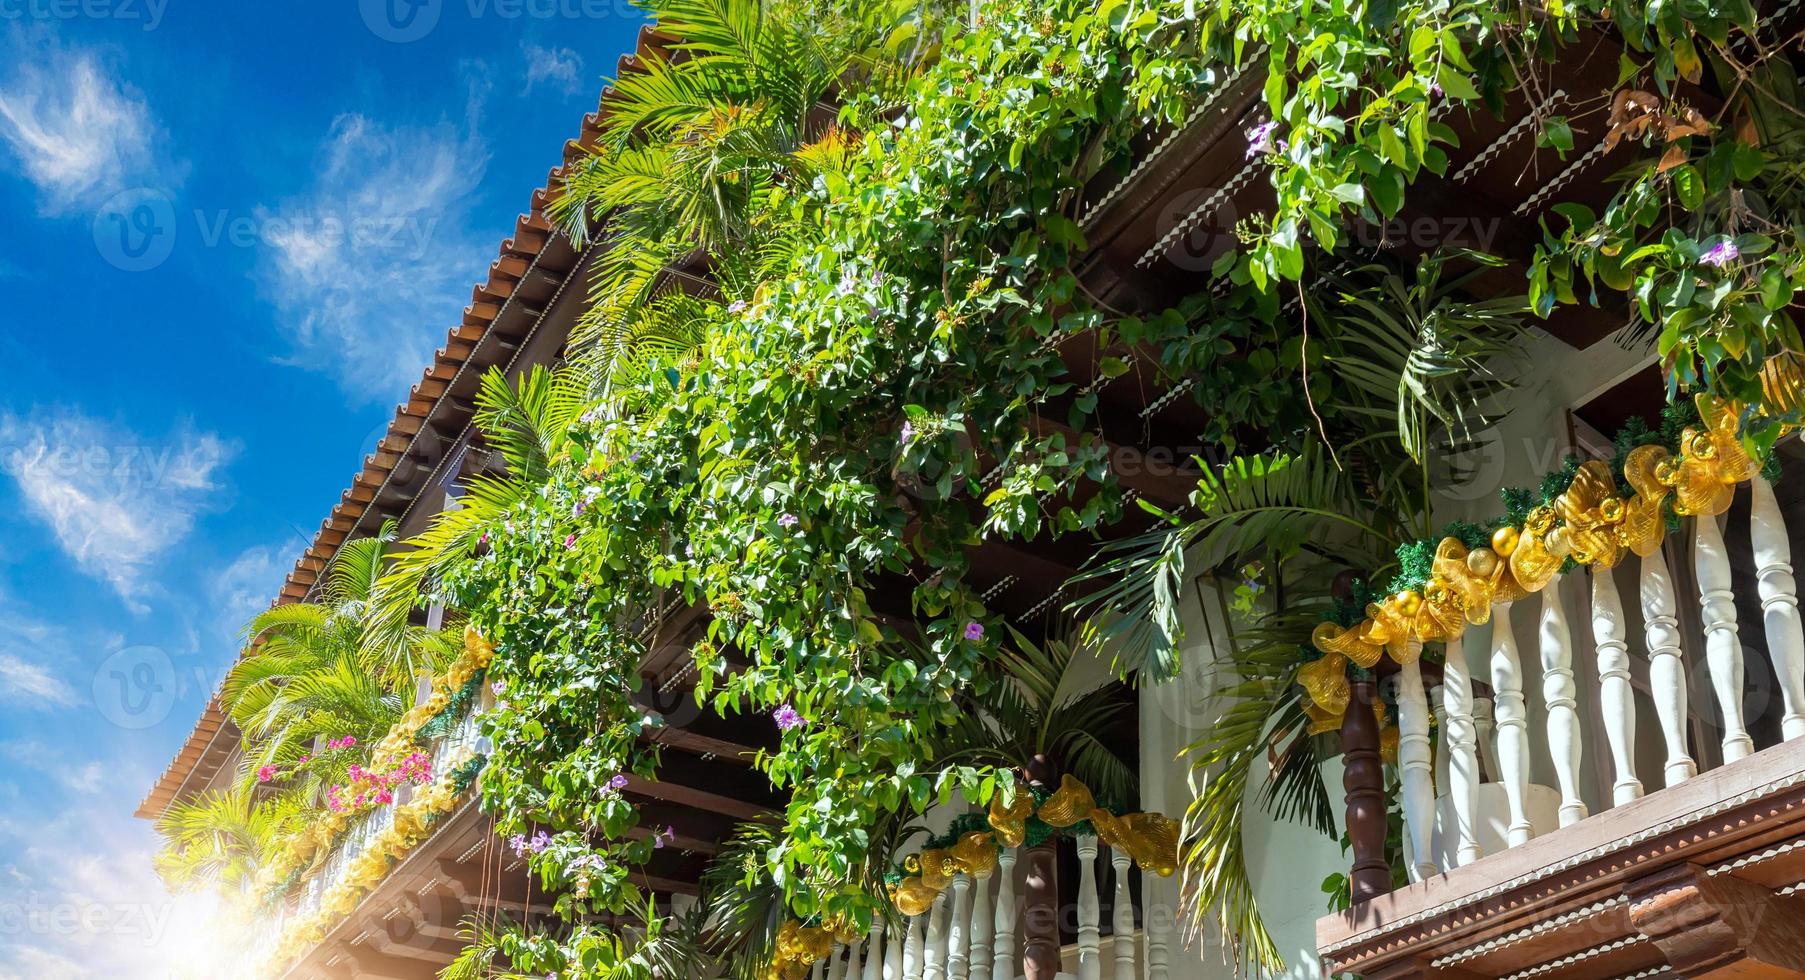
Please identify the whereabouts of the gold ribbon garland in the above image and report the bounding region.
[1299,394,1779,726]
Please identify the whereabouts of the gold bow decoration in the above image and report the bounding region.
[1554,461,1627,569]
[1672,394,1758,517]
[768,921,835,980]
[1309,621,1386,668]
[988,787,1033,848]
[1037,774,1095,827]
[1620,445,1672,556]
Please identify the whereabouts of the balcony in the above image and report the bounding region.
[1318,475,1805,978]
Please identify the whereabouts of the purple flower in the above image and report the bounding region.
[566,853,607,875]
[527,830,552,854]
[580,408,603,425]
[1245,120,1280,158]
[1700,240,1741,267]
[491,680,506,696]
[964,621,986,642]
[778,513,798,527]
[728,299,748,314]
[773,704,804,732]
[564,533,578,550]
[607,773,630,792]
[509,834,528,856]
[655,825,676,848]
[899,421,914,445]
[836,271,859,296]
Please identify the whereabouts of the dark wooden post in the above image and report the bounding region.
[1341,679,1391,904]
[1021,754,1061,980]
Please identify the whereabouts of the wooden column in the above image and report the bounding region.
[1021,756,1061,980]
[1342,679,1390,903]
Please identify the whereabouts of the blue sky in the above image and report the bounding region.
[0,3,642,975]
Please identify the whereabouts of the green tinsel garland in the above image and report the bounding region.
[413,670,486,747]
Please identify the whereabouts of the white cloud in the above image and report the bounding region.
[0,410,235,606]
[523,42,585,94]
[209,543,286,642]
[0,654,75,709]
[258,70,494,401]
[0,40,161,214]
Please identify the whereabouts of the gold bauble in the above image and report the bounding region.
[1598,496,1624,522]
[1545,526,1572,559]
[1655,457,1682,487]
[1394,589,1423,617]
[1465,546,1499,578]
[1492,525,1520,556]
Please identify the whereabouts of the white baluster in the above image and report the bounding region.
[829,944,848,980]
[886,915,905,980]
[1539,574,1588,827]
[1110,846,1135,980]
[1142,864,1169,980]
[1442,633,1482,866]
[813,958,826,980]
[1396,654,1437,880]
[1752,476,1805,740]
[1075,836,1101,980]
[946,874,971,980]
[847,936,863,980]
[864,922,887,980]
[1642,548,1698,785]
[1489,600,1535,845]
[905,914,925,980]
[1591,566,1644,805]
[992,848,1017,980]
[1473,695,1497,783]
[924,891,948,980]
[1429,684,1449,796]
[968,868,994,980]
[1696,512,1755,762]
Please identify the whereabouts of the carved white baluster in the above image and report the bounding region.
[1489,600,1534,845]
[924,890,948,980]
[905,913,926,980]
[1539,574,1589,827]
[847,936,864,980]
[1642,548,1698,785]
[1696,513,1755,762]
[864,922,887,980]
[814,959,826,980]
[829,944,849,980]
[1591,566,1644,805]
[1142,864,1169,980]
[992,849,1017,980]
[886,916,906,980]
[968,869,994,980]
[1752,476,1805,740]
[946,874,971,980]
[1429,684,1449,796]
[1473,695,1497,783]
[1075,836,1101,980]
[1396,653,1437,880]
[1442,633,1482,866]
[1110,846,1135,980]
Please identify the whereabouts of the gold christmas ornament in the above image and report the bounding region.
[1038,774,1097,828]
[1394,589,1423,616]
[1492,525,1520,556]
[1465,546,1498,579]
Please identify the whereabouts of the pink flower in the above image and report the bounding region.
[256,765,277,783]
[778,513,798,527]
[1245,120,1280,158]
[964,621,985,642]
[564,534,579,550]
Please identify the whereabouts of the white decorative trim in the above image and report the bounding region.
[1141,379,1194,418]
[1499,936,1645,980]
[1135,159,1263,269]
[1708,834,1805,875]
[1453,90,1567,184]
[1609,967,1673,980]
[1429,898,1625,967]
[1514,135,1611,216]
